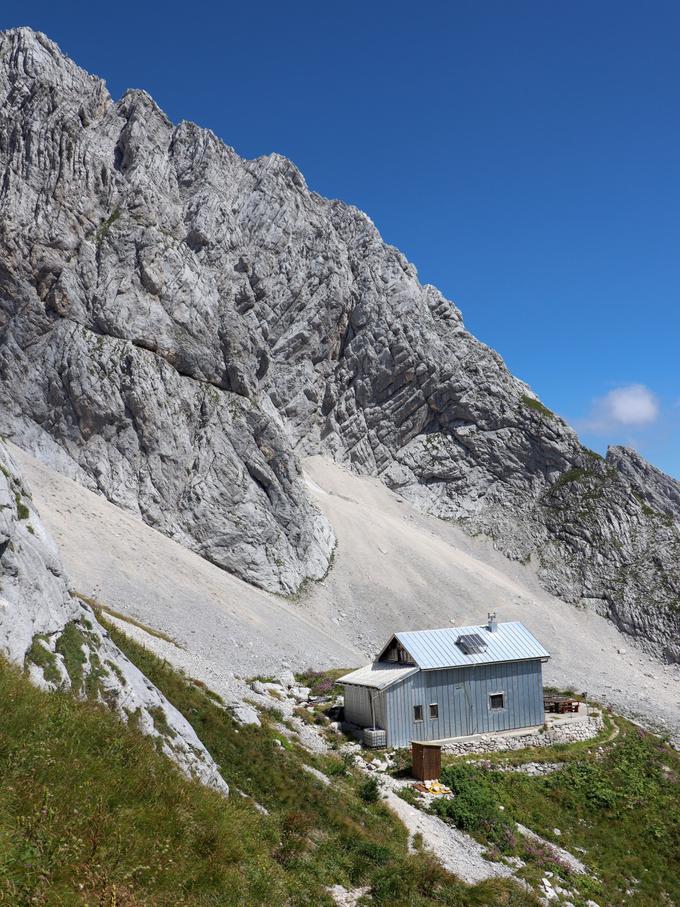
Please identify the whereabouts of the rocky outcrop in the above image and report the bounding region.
[0,440,228,794]
[0,28,678,656]
[533,447,680,661]
[0,30,333,594]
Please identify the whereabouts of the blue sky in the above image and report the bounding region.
[4,1,679,477]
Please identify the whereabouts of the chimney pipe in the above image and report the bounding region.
[487,612,497,632]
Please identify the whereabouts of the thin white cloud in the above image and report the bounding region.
[579,384,659,434]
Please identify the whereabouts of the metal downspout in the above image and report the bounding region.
[370,688,380,730]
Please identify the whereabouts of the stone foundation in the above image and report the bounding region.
[440,715,603,756]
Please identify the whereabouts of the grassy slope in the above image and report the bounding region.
[494,722,680,906]
[431,717,680,907]
[0,658,284,906]
[0,623,538,907]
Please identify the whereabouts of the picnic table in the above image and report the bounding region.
[543,695,580,714]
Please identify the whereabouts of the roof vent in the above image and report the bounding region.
[456,633,488,654]
[488,612,498,633]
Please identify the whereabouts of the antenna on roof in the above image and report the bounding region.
[487,612,498,633]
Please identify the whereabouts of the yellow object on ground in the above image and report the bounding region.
[423,779,452,795]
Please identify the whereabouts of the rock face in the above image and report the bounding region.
[0,28,678,656]
[0,30,333,595]
[533,448,680,661]
[0,440,228,794]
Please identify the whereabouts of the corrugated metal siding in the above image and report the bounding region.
[343,684,374,728]
[384,660,545,748]
[374,690,387,730]
[392,622,550,669]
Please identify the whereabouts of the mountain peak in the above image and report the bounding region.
[0,26,96,85]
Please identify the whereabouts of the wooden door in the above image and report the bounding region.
[453,681,471,737]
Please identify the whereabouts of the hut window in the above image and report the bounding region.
[396,645,412,664]
[413,704,424,722]
[429,703,439,720]
[489,693,505,711]
[382,641,414,664]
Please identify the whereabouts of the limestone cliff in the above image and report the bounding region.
[0,28,678,657]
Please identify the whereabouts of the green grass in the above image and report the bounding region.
[24,636,61,686]
[14,491,29,520]
[54,621,89,693]
[0,656,292,906]
[429,717,680,907]
[0,624,542,906]
[73,590,180,646]
[147,705,177,740]
[520,395,554,419]
[24,619,112,700]
[95,207,121,245]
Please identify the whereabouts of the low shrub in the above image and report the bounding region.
[14,491,29,520]
[397,785,419,806]
[360,776,381,803]
[520,395,554,419]
[294,668,348,697]
[434,764,513,846]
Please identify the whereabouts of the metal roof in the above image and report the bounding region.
[385,621,550,670]
[337,662,419,690]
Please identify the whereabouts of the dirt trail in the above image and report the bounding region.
[379,775,515,885]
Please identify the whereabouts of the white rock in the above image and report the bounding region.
[262,682,285,695]
[291,686,312,701]
[276,670,296,688]
[232,704,261,726]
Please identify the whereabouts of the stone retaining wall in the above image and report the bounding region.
[440,715,603,756]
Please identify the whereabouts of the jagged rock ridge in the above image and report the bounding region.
[0,439,228,793]
[0,28,678,657]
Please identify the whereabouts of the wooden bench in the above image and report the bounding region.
[544,696,580,714]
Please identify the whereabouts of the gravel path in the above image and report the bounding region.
[379,775,515,885]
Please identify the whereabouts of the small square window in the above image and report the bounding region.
[489,693,504,711]
[429,703,439,720]
[413,704,424,722]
